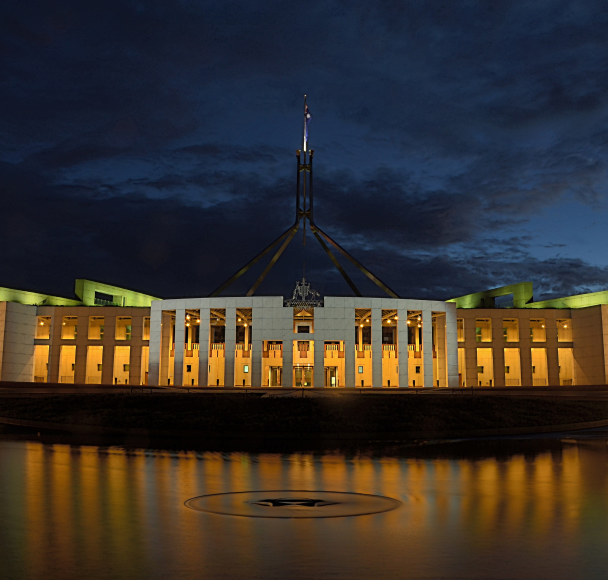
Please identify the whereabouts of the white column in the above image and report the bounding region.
[397,305,409,388]
[173,308,185,386]
[436,313,447,387]
[252,307,263,387]
[446,303,459,387]
[148,302,162,386]
[372,307,382,387]
[159,311,172,386]
[224,307,236,387]
[422,308,433,387]
[198,306,210,387]
[345,306,355,388]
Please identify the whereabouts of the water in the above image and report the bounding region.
[1,434,608,579]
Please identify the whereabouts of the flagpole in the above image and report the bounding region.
[303,94,307,152]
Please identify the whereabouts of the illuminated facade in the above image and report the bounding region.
[2,279,608,388]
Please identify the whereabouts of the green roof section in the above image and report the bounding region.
[75,279,160,307]
[447,282,533,309]
[449,281,608,310]
[523,289,608,309]
[0,286,81,306]
[0,279,160,307]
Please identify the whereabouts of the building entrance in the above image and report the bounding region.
[325,366,338,387]
[294,366,313,387]
[269,366,282,387]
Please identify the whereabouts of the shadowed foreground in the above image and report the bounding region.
[1,394,608,437]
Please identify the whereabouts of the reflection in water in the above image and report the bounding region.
[1,437,608,579]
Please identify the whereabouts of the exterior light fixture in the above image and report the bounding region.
[407,320,411,325]
[542,324,545,328]
[244,323,248,327]
[418,324,421,328]
[39,322,43,325]
[394,316,398,320]
[186,315,190,320]
[418,316,421,321]
[238,318,241,321]
[387,320,391,324]
[360,324,364,327]
[186,323,190,327]
[62,322,66,326]
[366,318,370,322]
[564,324,568,328]
[197,319,200,323]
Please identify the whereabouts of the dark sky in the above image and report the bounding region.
[2,1,608,301]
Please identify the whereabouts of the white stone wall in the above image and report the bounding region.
[0,302,37,382]
[148,296,458,388]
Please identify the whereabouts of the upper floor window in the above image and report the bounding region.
[61,316,77,339]
[503,319,519,342]
[530,319,546,342]
[475,318,492,342]
[36,316,51,339]
[115,317,132,340]
[457,319,464,342]
[143,317,150,341]
[557,318,572,342]
[88,316,104,340]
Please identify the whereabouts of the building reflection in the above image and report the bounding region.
[0,439,606,579]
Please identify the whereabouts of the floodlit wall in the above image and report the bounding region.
[147,297,458,388]
[0,302,37,382]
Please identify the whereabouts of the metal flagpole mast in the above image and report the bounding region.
[208,94,400,299]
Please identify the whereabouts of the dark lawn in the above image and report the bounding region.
[0,394,607,434]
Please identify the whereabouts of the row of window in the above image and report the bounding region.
[457,318,572,343]
[36,316,151,341]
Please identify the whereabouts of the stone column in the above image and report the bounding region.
[435,313,447,387]
[371,306,382,387]
[493,316,505,387]
[101,312,116,385]
[224,307,236,387]
[397,305,409,388]
[464,314,478,388]
[74,312,88,385]
[148,303,162,386]
[520,316,533,387]
[343,305,355,389]
[159,311,172,386]
[422,308,433,387]
[198,306,210,387]
[446,304,459,387]
[545,314,560,386]
[173,308,185,386]
[47,310,62,384]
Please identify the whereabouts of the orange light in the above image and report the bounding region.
[197,319,200,323]
[407,320,411,325]
[39,322,44,325]
[244,323,248,327]
[186,323,190,327]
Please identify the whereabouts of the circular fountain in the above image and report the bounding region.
[185,490,401,519]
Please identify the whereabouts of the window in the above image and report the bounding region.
[186,365,192,373]
[61,316,77,339]
[88,316,104,340]
[557,319,572,342]
[477,366,484,373]
[244,365,249,373]
[297,326,310,333]
[123,364,130,372]
[97,364,102,371]
[415,366,421,374]
[530,319,546,342]
[143,317,150,340]
[116,317,132,340]
[503,319,519,342]
[36,316,51,339]
[358,366,363,374]
[475,319,492,342]
[532,365,536,374]
[457,319,464,342]
[505,366,510,374]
